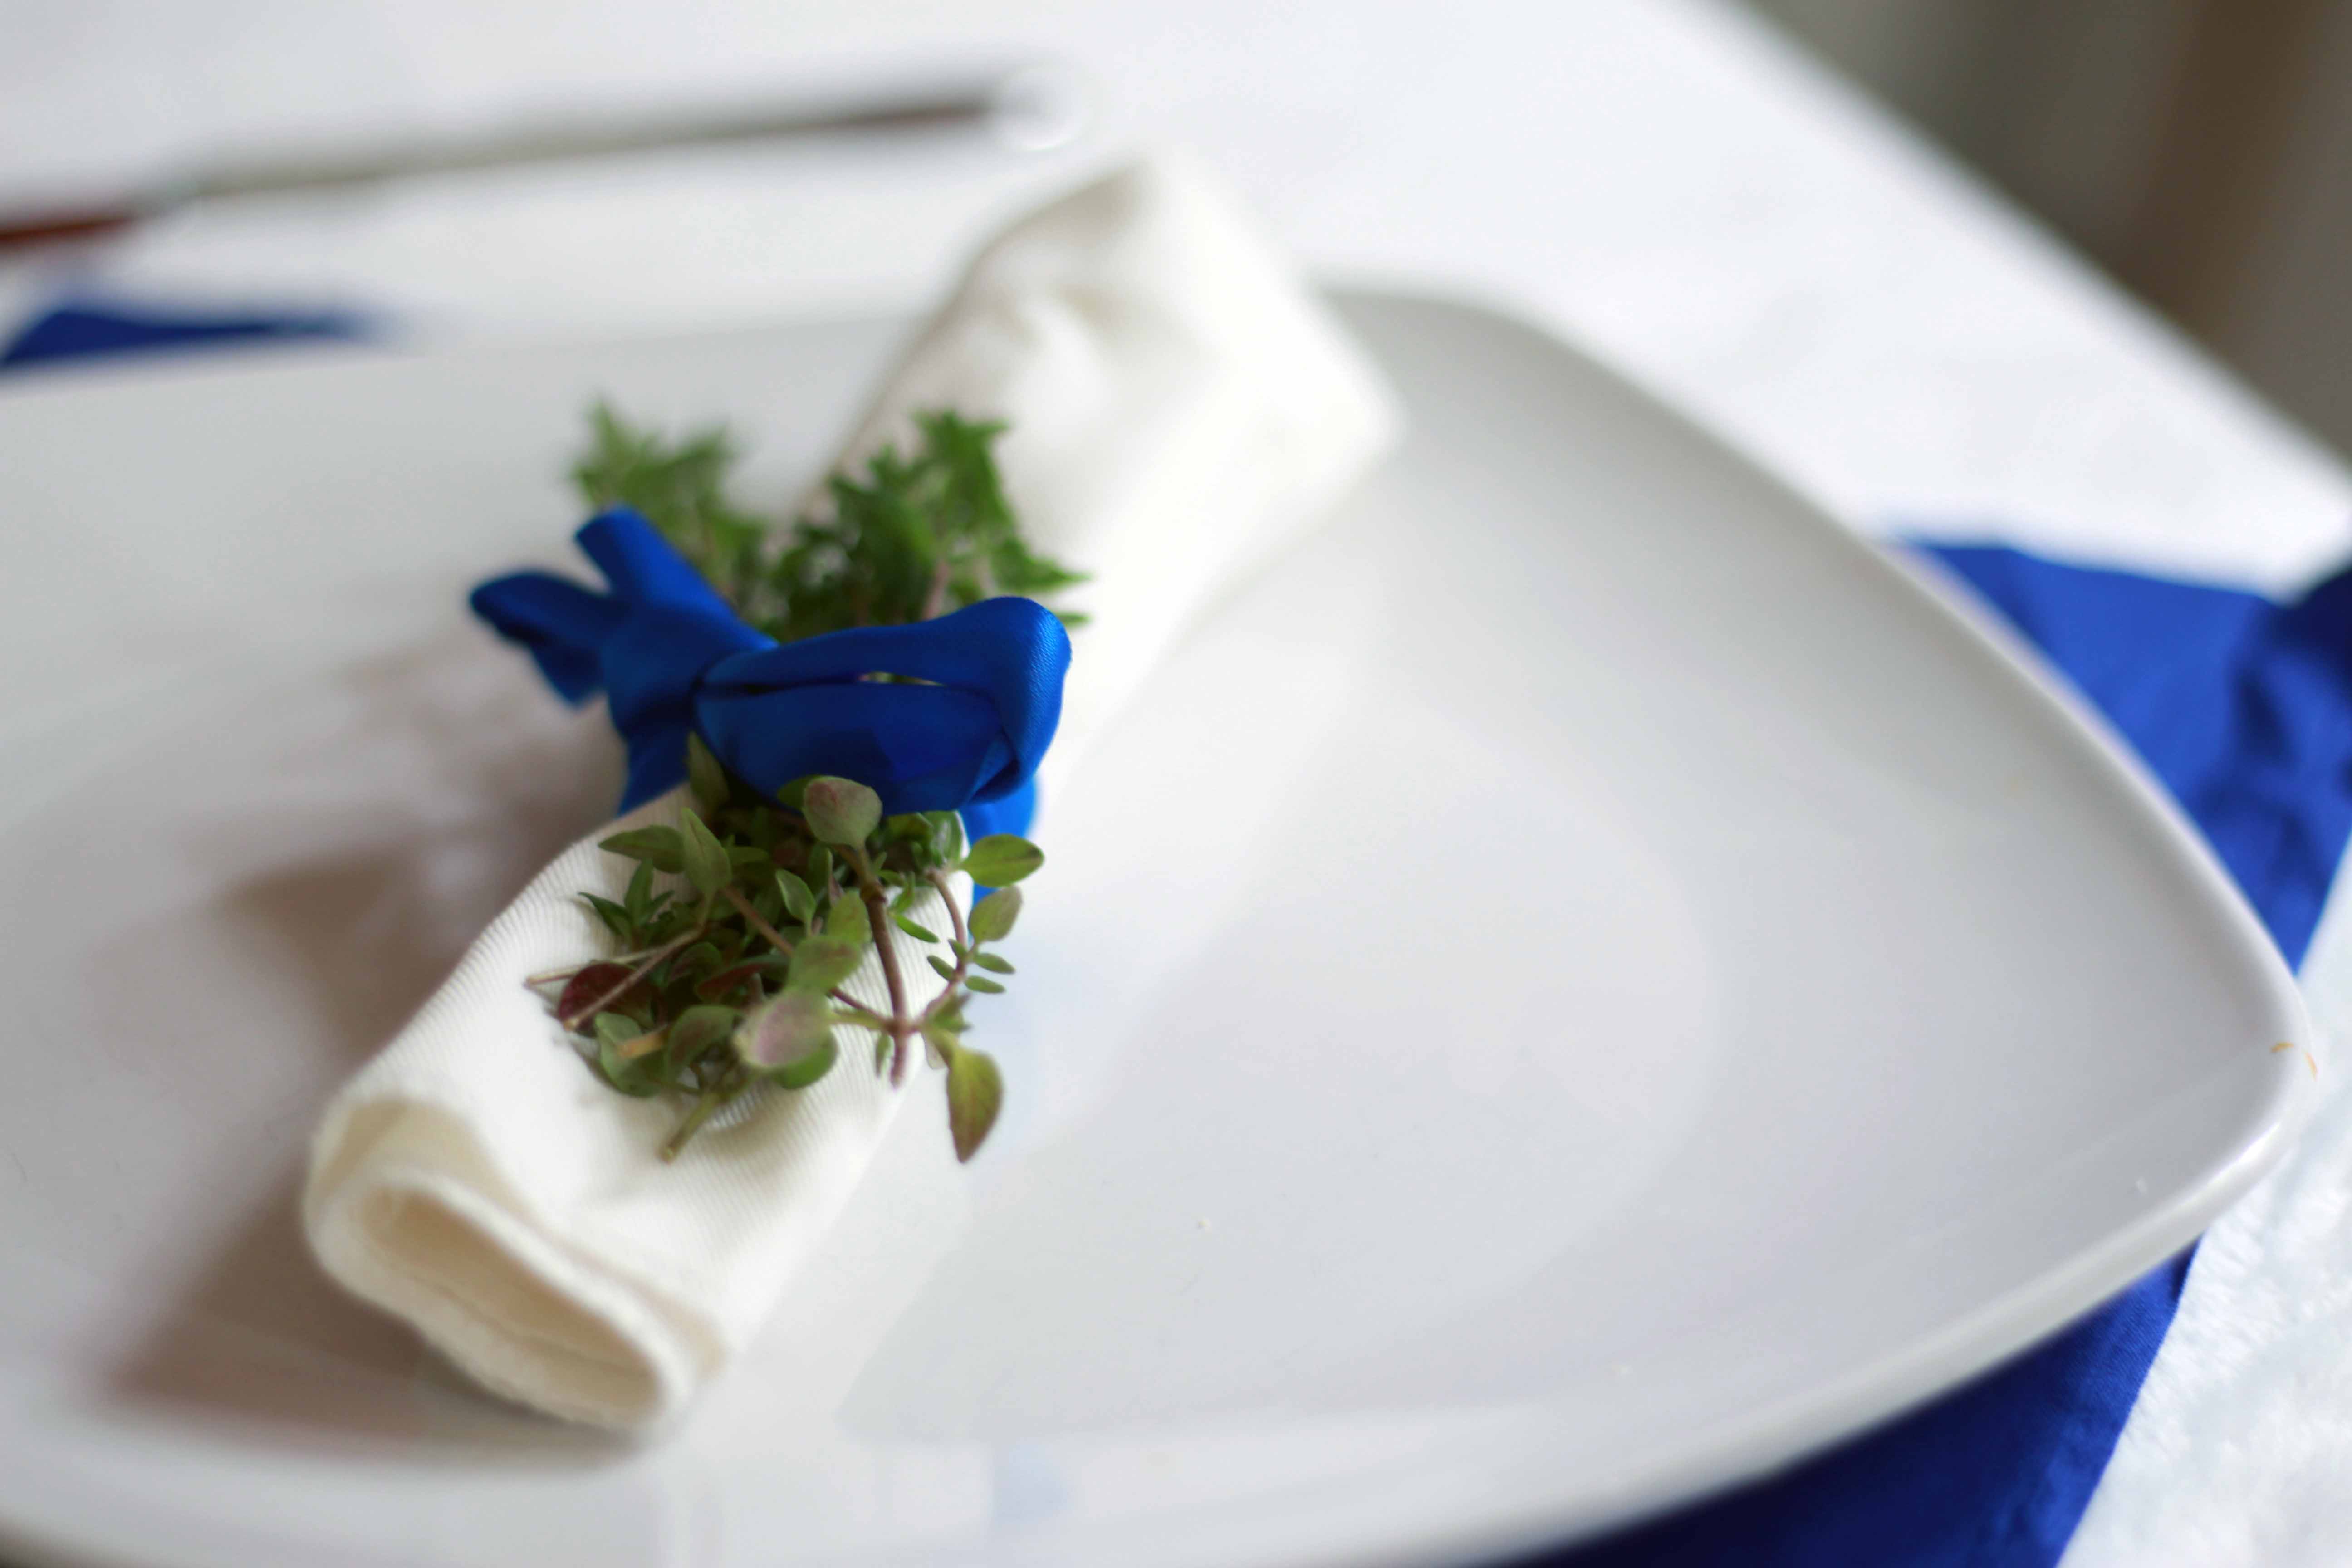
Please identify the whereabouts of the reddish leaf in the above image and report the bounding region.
[558,961,640,1022]
[696,960,771,1001]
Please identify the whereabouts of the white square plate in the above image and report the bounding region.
[0,291,2314,1568]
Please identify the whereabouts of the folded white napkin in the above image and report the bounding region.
[835,147,1401,762]
[302,151,1401,1430]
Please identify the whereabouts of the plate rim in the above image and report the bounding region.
[1283,288,2321,1562]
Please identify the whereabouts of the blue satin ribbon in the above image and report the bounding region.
[469,508,1069,836]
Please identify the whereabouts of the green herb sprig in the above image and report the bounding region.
[530,740,1038,1162]
[539,408,1078,1163]
[575,402,1083,640]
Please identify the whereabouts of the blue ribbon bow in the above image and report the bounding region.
[470,508,1070,836]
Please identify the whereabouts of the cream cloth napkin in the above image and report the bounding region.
[834,147,1401,764]
[302,151,1401,1430]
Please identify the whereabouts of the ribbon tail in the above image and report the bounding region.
[470,572,625,704]
[961,778,1038,841]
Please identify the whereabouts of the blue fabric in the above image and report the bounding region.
[0,300,363,368]
[470,509,1070,826]
[1547,541,2352,1568]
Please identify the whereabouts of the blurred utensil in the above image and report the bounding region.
[0,64,1084,252]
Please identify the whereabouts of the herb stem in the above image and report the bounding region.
[720,885,796,960]
[557,927,704,1032]
[847,847,915,1083]
[828,990,892,1029]
[660,1069,744,1162]
[919,557,953,621]
[528,941,677,987]
[930,868,970,949]
[917,869,974,1025]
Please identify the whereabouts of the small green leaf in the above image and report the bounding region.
[686,732,731,814]
[581,893,633,942]
[929,810,966,866]
[961,834,1044,886]
[894,914,941,944]
[593,1013,664,1095]
[807,845,834,897]
[774,775,817,812]
[826,893,873,945]
[964,975,1006,995]
[669,941,722,980]
[802,776,883,846]
[599,826,684,873]
[771,1035,838,1089]
[946,1047,1004,1162]
[597,1034,665,1097]
[665,1003,739,1060]
[920,1019,963,1069]
[967,885,1023,942]
[696,958,775,1000]
[727,843,770,870]
[774,869,816,924]
[623,860,655,926]
[679,807,729,897]
[732,992,835,1076]
[971,951,1014,975]
[787,936,864,995]
[926,953,957,982]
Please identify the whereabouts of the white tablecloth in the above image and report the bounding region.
[4,1,2347,1559]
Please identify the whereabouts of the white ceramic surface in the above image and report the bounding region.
[0,292,2315,1568]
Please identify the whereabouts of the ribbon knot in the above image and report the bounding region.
[470,508,1070,833]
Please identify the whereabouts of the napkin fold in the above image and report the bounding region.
[304,789,960,1426]
[298,152,1401,1428]
[831,147,1403,766]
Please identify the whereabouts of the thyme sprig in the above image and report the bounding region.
[531,742,1036,1162]
[540,407,1075,1163]
[575,402,1084,639]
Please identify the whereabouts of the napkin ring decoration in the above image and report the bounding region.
[470,460,1073,1164]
